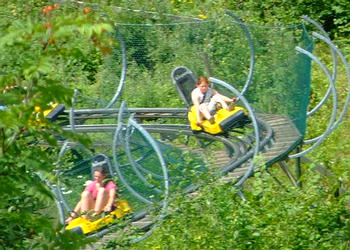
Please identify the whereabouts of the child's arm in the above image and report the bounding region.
[191,89,200,107]
[65,200,81,224]
[104,188,116,211]
[191,89,203,125]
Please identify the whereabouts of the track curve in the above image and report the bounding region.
[57,107,302,244]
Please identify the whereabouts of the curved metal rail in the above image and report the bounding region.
[224,10,255,97]
[289,17,350,159]
[38,4,350,247]
[61,107,300,181]
[104,27,127,109]
[59,106,302,242]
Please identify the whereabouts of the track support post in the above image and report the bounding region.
[278,161,300,188]
[295,145,302,188]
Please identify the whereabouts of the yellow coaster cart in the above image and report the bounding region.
[33,102,65,125]
[65,199,132,234]
[188,105,248,134]
[172,66,249,135]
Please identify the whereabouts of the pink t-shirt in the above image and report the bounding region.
[84,180,116,199]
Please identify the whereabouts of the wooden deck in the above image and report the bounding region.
[219,113,302,183]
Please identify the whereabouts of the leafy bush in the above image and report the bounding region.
[0,1,112,248]
[134,169,350,249]
[0,1,349,249]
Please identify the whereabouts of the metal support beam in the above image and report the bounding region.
[278,161,299,188]
[295,145,302,188]
[265,168,287,190]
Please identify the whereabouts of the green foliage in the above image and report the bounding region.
[133,169,350,249]
[0,0,349,249]
[0,1,112,248]
[92,2,349,249]
[165,0,350,40]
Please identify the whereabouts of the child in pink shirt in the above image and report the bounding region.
[65,164,117,224]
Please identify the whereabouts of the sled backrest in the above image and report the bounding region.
[171,66,197,108]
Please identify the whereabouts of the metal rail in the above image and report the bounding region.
[61,108,279,180]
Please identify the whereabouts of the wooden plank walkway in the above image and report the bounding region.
[219,113,302,183]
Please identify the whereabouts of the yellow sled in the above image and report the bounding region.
[65,199,132,234]
[171,66,249,134]
[188,105,248,134]
[32,102,65,126]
